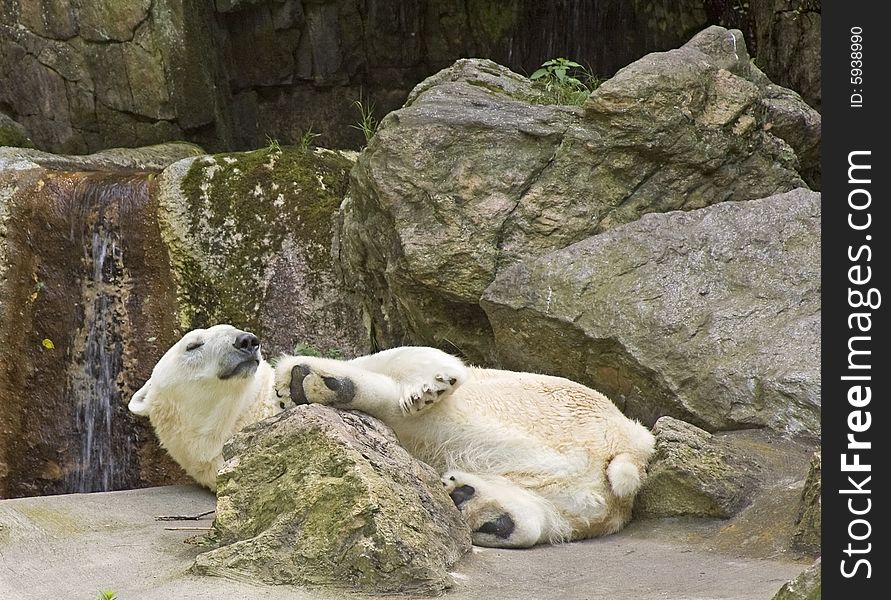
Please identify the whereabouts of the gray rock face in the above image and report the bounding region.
[193,404,471,594]
[791,451,821,555]
[0,142,203,171]
[635,417,759,518]
[772,558,821,600]
[750,0,822,111]
[482,189,820,438]
[340,27,815,362]
[1,2,820,154]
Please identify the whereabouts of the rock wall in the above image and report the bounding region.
[0,0,820,154]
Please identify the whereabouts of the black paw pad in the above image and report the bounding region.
[290,365,311,405]
[322,376,355,404]
[449,484,476,507]
[475,514,516,540]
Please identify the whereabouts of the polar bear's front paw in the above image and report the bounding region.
[399,372,461,414]
[274,356,356,406]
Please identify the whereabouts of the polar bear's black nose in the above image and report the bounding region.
[234,332,260,353]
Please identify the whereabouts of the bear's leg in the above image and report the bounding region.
[273,354,451,421]
[441,470,568,548]
[350,346,468,410]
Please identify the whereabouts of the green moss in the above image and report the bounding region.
[172,146,352,333]
[0,128,34,148]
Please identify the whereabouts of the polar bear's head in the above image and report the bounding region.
[128,324,280,489]
[128,324,264,417]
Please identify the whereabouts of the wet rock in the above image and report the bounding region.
[791,451,821,555]
[156,145,368,357]
[635,417,759,518]
[340,27,815,362]
[482,189,820,437]
[0,146,199,497]
[772,558,821,600]
[193,404,471,594]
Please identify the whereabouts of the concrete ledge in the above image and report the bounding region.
[0,485,808,600]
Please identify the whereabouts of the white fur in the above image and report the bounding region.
[274,347,656,547]
[133,329,655,546]
[128,325,283,489]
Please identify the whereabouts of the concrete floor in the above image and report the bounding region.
[0,485,808,600]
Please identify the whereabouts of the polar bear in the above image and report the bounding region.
[273,347,656,548]
[131,326,655,548]
[128,325,285,489]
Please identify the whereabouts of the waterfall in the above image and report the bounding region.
[64,174,146,494]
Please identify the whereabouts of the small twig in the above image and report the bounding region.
[163,526,213,531]
[155,510,215,522]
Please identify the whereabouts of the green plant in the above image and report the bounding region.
[530,58,601,106]
[350,95,378,144]
[297,128,321,152]
[265,135,282,153]
[96,591,117,600]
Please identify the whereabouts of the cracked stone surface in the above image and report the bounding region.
[481,189,820,437]
[338,27,816,364]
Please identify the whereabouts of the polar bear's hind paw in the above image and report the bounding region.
[476,514,516,540]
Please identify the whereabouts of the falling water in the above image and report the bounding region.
[64,174,146,493]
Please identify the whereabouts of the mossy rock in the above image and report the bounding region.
[791,451,821,555]
[772,558,821,600]
[635,417,759,518]
[0,113,34,149]
[157,145,368,356]
[193,405,470,594]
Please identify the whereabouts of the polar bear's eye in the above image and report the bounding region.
[185,341,204,352]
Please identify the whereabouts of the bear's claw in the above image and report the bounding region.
[400,372,461,414]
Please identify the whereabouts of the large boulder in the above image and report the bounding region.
[635,417,759,518]
[193,404,471,594]
[156,145,368,357]
[482,189,820,438]
[340,26,816,362]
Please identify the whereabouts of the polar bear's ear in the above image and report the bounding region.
[128,380,153,416]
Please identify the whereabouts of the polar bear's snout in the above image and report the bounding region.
[217,329,262,380]
[233,332,260,354]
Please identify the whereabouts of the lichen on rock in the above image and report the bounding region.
[193,404,471,594]
[635,417,760,518]
[157,145,367,356]
[772,558,821,600]
[791,451,821,555]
